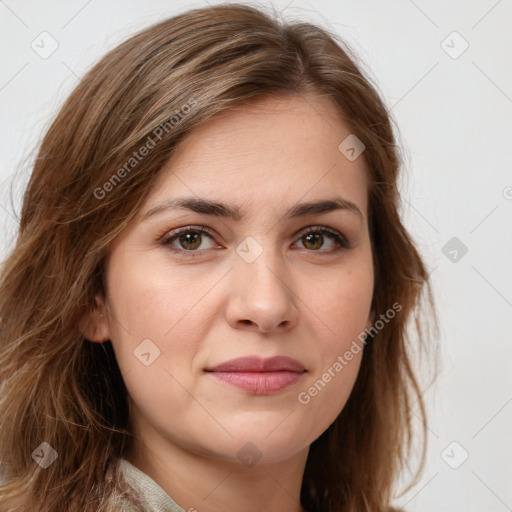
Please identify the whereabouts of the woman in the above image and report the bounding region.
[0,3,436,511]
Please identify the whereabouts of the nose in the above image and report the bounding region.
[224,250,299,335]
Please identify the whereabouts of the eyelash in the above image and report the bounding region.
[159,225,350,258]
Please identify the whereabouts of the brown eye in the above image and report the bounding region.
[302,232,324,250]
[177,231,202,250]
[161,226,217,254]
[294,227,349,252]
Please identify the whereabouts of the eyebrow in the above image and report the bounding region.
[142,196,363,222]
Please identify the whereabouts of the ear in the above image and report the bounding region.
[79,291,110,343]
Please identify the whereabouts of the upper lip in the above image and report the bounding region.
[205,356,306,373]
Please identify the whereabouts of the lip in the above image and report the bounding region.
[204,356,306,395]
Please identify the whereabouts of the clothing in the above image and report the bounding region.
[118,457,186,512]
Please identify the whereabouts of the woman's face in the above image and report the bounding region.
[91,94,374,467]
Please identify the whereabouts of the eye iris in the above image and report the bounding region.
[303,233,323,250]
[179,232,202,250]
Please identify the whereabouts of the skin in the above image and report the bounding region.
[81,93,375,512]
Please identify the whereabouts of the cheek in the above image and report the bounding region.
[104,252,219,391]
[105,254,201,339]
[103,256,185,377]
[312,262,373,348]
[103,260,206,431]
[295,263,372,432]
[296,345,362,444]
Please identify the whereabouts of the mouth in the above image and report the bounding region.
[205,370,305,394]
[204,355,306,395]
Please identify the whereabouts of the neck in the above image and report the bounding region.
[125,435,310,512]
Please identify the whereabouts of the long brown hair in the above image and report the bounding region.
[0,3,437,511]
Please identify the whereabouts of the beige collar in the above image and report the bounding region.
[119,458,186,512]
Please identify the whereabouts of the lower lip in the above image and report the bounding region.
[206,371,304,394]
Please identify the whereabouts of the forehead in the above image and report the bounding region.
[143,93,369,222]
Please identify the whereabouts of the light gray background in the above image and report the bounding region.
[1,1,511,511]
